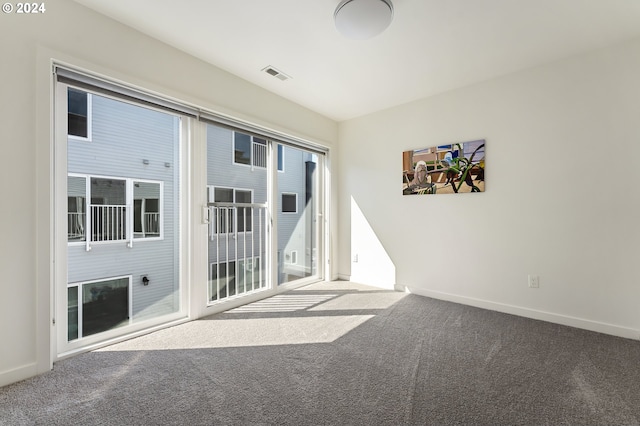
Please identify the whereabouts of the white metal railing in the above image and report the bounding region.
[73,204,161,250]
[207,202,268,302]
[68,212,85,240]
[252,141,267,168]
[143,212,160,236]
[89,204,128,243]
[209,206,253,235]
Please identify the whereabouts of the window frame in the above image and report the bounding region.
[208,185,254,234]
[67,175,88,242]
[232,131,267,169]
[67,88,93,142]
[67,173,164,247]
[132,179,164,240]
[67,275,133,341]
[281,192,298,214]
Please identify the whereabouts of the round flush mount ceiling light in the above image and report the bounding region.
[334,0,394,40]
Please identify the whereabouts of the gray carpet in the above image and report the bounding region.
[1,281,640,425]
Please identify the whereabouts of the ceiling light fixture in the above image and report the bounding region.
[334,0,394,40]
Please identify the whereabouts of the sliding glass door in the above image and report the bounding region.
[56,80,186,356]
[205,124,269,303]
[204,125,325,305]
[55,67,328,359]
[276,145,322,285]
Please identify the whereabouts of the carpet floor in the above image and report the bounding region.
[1,281,640,425]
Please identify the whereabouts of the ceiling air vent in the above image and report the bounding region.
[262,66,291,81]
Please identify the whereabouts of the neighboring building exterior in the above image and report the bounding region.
[66,89,181,342]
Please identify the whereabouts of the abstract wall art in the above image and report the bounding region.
[402,139,485,195]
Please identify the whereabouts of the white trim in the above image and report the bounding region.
[399,285,640,341]
[54,80,71,366]
[67,90,92,142]
[281,192,298,214]
[0,363,39,388]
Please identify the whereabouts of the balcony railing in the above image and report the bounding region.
[252,141,267,168]
[209,206,254,235]
[69,204,164,250]
[143,212,160,236]
[90,204,127,242]
[207,202,268,302]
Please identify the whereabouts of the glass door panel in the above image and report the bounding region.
[59,84,182,354]
[206,124,268,303]
[277,145,322,285]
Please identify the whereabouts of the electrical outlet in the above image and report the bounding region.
[528,275,539,288]
[353,254,358,263]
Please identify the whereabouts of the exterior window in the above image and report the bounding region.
[68,88,91,140]
[133,181,161,238]
[282,192,297,213]
[68,175,87,241]
[233,132,267,168]
[68,174,163,245]
[67,276,131,341]
[277,144,284,172]
[233,132,251,165]
[209,186,253,233]
[285,251,298,265]
[90,177,126,242]
[211,187,233,234]
[213,187,233,203]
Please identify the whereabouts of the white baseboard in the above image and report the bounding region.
[337,274,351,281]
[0,363,38,388]
[397,284,640,341]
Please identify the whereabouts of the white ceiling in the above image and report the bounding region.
[74,0,640,122]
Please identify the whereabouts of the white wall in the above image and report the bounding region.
[338,37,640,339]
[0,0,337,387]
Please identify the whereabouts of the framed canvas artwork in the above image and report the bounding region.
[402,139,485,195]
